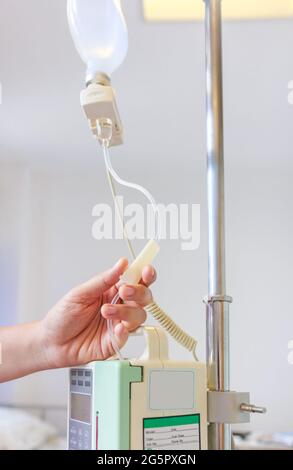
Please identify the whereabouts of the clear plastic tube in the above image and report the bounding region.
[103,145,160,241]
[102,142,161,360]
[107,291,124,360]
[105,167,136,261]
[97,120,198,363]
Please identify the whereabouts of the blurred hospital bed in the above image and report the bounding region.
[0,403,67,450]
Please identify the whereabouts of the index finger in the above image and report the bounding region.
[68,258,128,303]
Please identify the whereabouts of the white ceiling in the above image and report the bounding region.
[0,0,293,173]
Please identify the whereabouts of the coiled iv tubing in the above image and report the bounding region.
[98,119,198,361]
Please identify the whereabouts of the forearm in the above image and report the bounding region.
[0,322,50,383]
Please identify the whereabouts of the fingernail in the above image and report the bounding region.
[106,306,117,315]
[123,286,135,297]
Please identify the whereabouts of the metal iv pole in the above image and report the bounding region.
[204,0,232,450]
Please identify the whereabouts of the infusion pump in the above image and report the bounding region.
[68,326,208,450]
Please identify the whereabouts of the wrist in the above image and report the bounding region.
[26,321,53,373]
[36,319,59,371]
[0,322,52,383]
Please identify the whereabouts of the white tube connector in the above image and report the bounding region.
[81,81,123,147]
[117,239,160,288]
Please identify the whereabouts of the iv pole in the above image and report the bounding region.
[204,0,232,450]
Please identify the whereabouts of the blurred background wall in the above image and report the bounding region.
[0,0,293,435]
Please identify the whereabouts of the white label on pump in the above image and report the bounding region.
[143,414,200,450]
[149,370,195,410]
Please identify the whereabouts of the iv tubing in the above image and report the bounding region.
[99,124,198,361]
[105,166,136,261]
[102,143,138,359]
[108,291,124,360]
[103,145,160,241]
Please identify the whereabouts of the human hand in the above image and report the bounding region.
[40,259,156,369]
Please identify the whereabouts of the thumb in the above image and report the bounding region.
[69,258,128,302]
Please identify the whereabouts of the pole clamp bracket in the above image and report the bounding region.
[208,391,267,424]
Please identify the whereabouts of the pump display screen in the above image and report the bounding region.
[71,393,91,424]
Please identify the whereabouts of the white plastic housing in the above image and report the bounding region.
[81,83,123,146]
[130,327,208,450]
[118,240,160,287]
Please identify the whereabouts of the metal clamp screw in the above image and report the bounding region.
[240,403,267,414]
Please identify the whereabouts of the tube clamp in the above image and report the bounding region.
[203,295,233,305]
